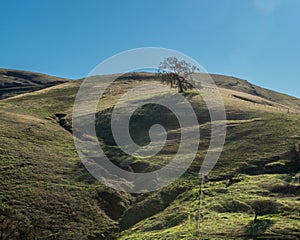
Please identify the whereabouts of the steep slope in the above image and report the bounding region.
[0,80,132,239]
[200,73,300,111]
[0,68,69,99]
[1,72,300,239]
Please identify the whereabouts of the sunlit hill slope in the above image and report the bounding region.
[0,70,300,239]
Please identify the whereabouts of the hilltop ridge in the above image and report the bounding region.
[0,68,69,99]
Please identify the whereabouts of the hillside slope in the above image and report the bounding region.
[0,72,300,239]
[201,73,300,111]
[0,68,69,99]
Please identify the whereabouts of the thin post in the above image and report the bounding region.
[196,175,205,236]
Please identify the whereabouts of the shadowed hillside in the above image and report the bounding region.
[0,68,69,99]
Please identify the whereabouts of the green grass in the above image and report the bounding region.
[1,73,300,239]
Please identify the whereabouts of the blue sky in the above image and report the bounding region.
[1,0,300,97]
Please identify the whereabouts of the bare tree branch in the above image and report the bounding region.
[157,57,199,93]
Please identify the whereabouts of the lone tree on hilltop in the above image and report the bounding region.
[251,199,279,222]
[157,57,199,93]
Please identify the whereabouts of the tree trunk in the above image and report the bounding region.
[254,213,258,222]
[178,81,183,93]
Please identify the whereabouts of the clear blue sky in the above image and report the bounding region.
[1,0,300,97]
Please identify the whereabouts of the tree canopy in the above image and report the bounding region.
[157,57,199,93]
[251,199,279,222]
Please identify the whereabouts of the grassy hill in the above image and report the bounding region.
[209,73,300,111]
[0,71,300,239]
[0,68,69,100]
